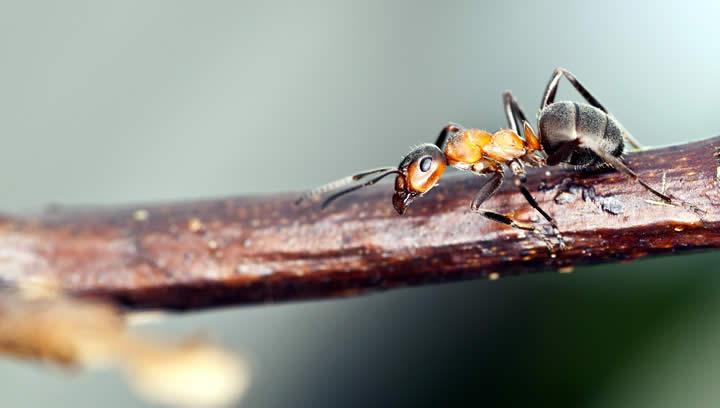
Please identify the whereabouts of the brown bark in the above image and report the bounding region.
[1,137,719,311]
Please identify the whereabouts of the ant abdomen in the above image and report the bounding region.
[538,101,625,167]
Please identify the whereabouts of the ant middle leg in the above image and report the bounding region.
[541,68,642,150]
[503,91,528,135]
[471,171,563,248]
[509,160,565,246]
[503,91,544,153]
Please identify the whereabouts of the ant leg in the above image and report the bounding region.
[550,139,702,215]
[470,172,503,210]
[541,68,642,150]
[590,147,672,203]
[502,91,528,135]
[509,161,565,245]
[471,171,564,249]
[470,170,561,242]
[546,139,581,166]
[474,210,538,232]
[470,172,536,231]
[595,150,705,216]
[541,68,606,111]
[435,123,463,149]
[621,131,644,152]
[504,91,544,155]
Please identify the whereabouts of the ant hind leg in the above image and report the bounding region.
[590,146,705,217]
[541,68,607,111]
[591,148,671,203]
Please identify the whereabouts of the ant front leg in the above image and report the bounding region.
[435,123,463,149]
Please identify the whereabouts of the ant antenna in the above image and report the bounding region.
[295,167,397,205]
[320,169,400,209]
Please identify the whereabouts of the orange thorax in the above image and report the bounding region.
[444,128,528,171]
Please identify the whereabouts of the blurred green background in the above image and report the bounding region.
[1,1,719,406]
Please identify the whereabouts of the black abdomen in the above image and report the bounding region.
[538,101,625,167]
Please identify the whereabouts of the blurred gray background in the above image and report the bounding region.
[1,1,720,406]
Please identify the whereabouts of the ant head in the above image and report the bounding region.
[392,143,447,214]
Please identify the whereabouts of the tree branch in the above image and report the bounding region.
[1,137,719,310]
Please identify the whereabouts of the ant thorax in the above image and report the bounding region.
[443,128,538,172]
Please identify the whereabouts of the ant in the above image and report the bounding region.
[297,68,681,244]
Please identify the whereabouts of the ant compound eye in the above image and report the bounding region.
[419,156,432,172]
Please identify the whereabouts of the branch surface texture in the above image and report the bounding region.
[1,137,719,310]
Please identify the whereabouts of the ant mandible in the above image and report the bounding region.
[297,68,677,243]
